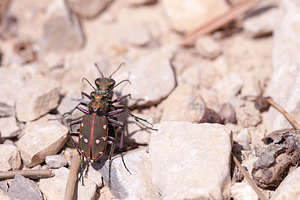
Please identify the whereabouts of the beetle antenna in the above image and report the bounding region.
[109,62,125,78]
[82,77,96,90]
[113,79,131,90]
[94,63,104,78]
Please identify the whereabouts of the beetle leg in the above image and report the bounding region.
[62,102,89,118]
[112,93,131,103]
[107,132,117,188]
[69,118,82,132]
[107,108,124,116]
[111,105,157,131]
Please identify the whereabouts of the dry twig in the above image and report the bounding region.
[64,154,81,200]
[0,169,53,180]
[180,0,258,46]
[232,153,268,200]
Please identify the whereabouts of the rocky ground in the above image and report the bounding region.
[0,0,300,199]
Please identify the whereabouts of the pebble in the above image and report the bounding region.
[236,101,262,128]
[195,35,222,59]
[16,114,69,167]
[39,167,97,200]
[264,0,300,132]
[45,155,67,168]
[231,182,258,200]
[0,102,14,117]
[213,73,244,103]
[161,84,206,122]
[243,8,279,38]
[0,67,25,107]
[6,174,42,200]
[162,0,230,32]
[127,0,157,6]
[99,148,161,199]
[128,27,152,46]
[233,128,250,150]
[149,121,231,200]
[0,144,21,171]
[42,0,84,53]
[270,166,300,200]
[114,46,176,107]
[41,52,64,70]
[0,117,21,138]
[15,75,60,122]
[66,0,112,18]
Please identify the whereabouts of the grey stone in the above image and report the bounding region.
[0,67,25,107]
[162,0,229,33]
[244,8,279,38]
[39,167,97,200]
[98,148,161,199]
[270,166,300,200]
[264,0,300,132]
[45,155,67,168]
[114,46,176,107]
[0,117,21,138]
[16,115,69,167]
[66,0,112,18]
[16,75,60,122]
[0,144,21,171]
[195,35,222,59]
[161,84,206,122]
[236,101,262,128]
[42,0,84,53]
[7,175,42,200]
[149,122,231,200]
[213,73,244,103]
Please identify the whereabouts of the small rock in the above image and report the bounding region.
[128,27,152,46]
[7,175,42,200]
[13,40,37,63]
[57,94,88,120]
[199,107,224,124]
[45,155,67,168]
[231,182,258,200]
[0,67,25,107]
[233,128,250,150]
[66,0,112,18]
[0,102,14,117]
[62,147,78,166]
[217,103,237,124]
[16,75,60,122]
[0,144,21,171]
[236,101,261,128]
[41,52,64,70]
[161,84,205,122]
[99,148,161,199]
[149,122,231,200]
[162,0,230,32]
[195,35,222,59]
[0,117,21,138]
[128,0,157,6]
[0,189,11,200]
[252,129,300,189]
[39,167,96,200]
[115,46,176,107]
[213,73,244,103]
[270,166,300,200]
[85,164,103,187]
[16,115,69,167]
[244,8,279,38]
[42,0,84,53]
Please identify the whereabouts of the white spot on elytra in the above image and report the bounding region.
[103,125,107,129]
[81,123,83,127]
[101,136,106,140]
[95,139,100,144]
[80,135,83,138]
[84,138,88,143]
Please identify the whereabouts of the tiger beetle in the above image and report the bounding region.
[64,63,156,187]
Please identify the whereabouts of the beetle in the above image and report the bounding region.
[64,63,156,187]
